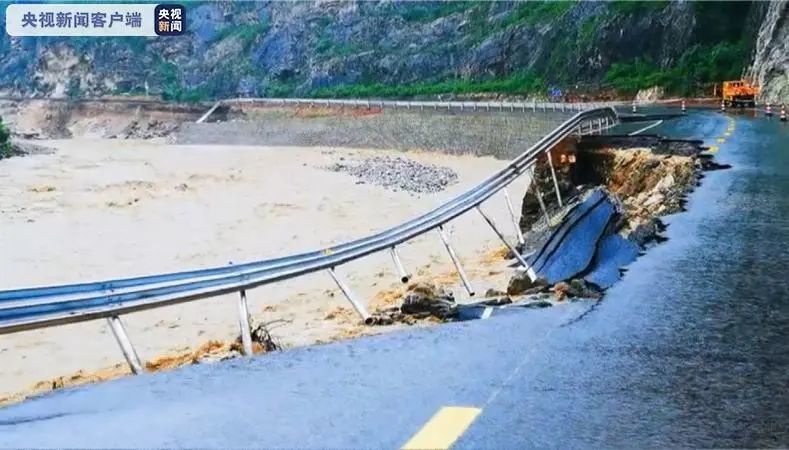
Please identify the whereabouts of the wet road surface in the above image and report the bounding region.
[1,109,787,448]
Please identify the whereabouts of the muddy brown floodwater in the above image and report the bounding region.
[0,137,532,402]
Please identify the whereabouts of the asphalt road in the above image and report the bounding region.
[1,107,787,448]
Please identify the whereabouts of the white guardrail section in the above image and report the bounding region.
[196,97,628,123]
[0,104,620,373]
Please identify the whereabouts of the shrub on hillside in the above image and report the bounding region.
[0,116,13,159]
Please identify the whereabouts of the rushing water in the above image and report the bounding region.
[0,109,785,448]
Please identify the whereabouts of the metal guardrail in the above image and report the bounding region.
[196,97,627,123]
[0,104,620,374]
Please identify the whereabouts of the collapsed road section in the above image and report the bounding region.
[386,131,728,322]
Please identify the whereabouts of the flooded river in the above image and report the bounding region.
[0,109,786,448]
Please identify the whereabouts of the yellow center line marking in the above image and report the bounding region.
[708,146,719,153]
[717,137,726,143]
[402,406,482,450]
[724,131,731,136]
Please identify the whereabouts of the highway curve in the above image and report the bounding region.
[1,108,788,448]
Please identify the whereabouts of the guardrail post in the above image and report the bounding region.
[532,175,551,226]
[502,188,525,246]
[237,290,254,356]
[476,206,536,280]
[545,149,563,207]
[328,268,372,323]
[436,226,475,296]
[107,316,143,374]
[389,247,411,283]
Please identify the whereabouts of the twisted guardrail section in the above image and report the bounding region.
[0,104,620,374]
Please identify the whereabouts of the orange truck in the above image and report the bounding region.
[721,80,760,107]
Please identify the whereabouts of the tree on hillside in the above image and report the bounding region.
[0,116,13,159]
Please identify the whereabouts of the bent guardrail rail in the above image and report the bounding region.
[0,105,620,374]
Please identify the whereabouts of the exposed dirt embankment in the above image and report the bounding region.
[0,99,203,140]
[509,134,721,300]
[521,136,712,248]
[574,147,698,246]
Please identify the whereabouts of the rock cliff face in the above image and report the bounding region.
[0,1,783,100]
[749,1,788,102]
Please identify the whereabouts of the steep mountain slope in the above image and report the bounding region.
[0,1,780,100]
[749,0,788,102]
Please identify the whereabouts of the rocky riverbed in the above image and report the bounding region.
[325,155,458,194]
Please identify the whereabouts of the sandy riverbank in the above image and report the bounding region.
[0,138,530,400]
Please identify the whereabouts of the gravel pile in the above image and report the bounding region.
[326,156,459,193]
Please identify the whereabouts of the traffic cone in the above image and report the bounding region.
[766,103,773,116]
[681,100,686,114]
[781,105,787,122]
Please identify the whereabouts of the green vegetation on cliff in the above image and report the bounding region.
[604,0,755,96]
[310,72,544,98]
[0,0,770,101]
[394,1,474,22]
[500,1,576,28]
[0,117,12,159]
[604,41,751,95]
[608,1,669,15]
[213,22,271,49]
